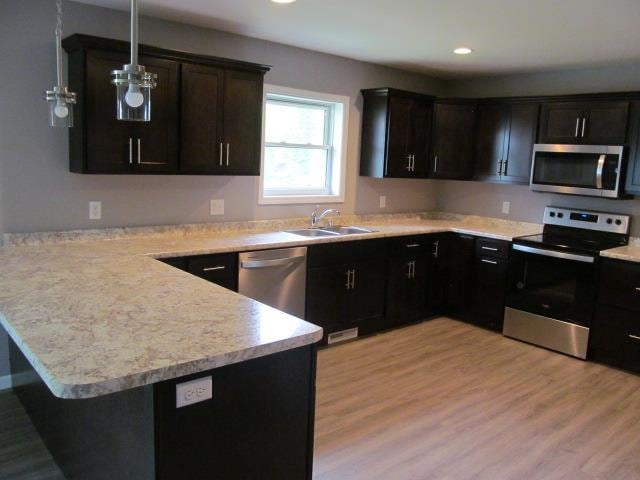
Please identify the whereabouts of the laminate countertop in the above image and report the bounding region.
[600,242,640,263]
[0,213,542,400]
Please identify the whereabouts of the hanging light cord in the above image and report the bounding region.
[55,0,64,87]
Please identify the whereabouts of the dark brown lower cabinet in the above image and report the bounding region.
[446,234,476,320]
[305,240,386,343]
[10,340,317,480]
[385,236,428,327]
[590,304,640,373]
[160,253,238,291]
[471,254,509,332]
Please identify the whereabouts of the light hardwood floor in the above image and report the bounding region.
[314,317,640,480]
[2,317,639,479]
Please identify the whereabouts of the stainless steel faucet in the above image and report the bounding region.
[311,206,341,228]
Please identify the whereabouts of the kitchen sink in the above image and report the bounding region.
[284,226,375,237]
[285,228,341,237]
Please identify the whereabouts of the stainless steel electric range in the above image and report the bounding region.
[504,206,630,359]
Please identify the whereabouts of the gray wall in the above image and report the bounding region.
[0,0,445,378]
[438,63,640,236]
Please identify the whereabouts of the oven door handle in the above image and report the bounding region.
[512,244,595,264]
[596,154,606,189]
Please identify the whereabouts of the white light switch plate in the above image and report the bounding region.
[176,376,213,408]
[502,201,511,215]
[210,199,225,216]
[379,195,386,209]
[89,201,102,220]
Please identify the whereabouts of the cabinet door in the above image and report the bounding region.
[386,96,414,177]
[84,50,135,173]
[503,103,539,184]
[474,104,508,182]
[590,304,640,373]
[446,234,475,320]
[186,253,238,291]
[410,100,433,178]
[472,256,508,331]
[431,103,476,179]
[347,261,387,335]
[426,234,448,315]
[539,102,585,144]
[180,63,225,174]
[222,70,263,175]
[305,265,349,337]
[132,55,180,173]
[386,256,427,327]
[583,101,629,144]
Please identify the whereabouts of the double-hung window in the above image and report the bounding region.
[259,85,349,204]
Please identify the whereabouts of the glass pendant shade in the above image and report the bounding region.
[112,64,156,121]
[111,0,157,122]
[46,86,76,127]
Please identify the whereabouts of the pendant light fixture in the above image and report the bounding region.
[111,0,157,121]
[45,0,76,128]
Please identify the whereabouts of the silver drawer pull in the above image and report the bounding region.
[481,246,499,251]
[629,335,640,341]
[406,243,421,248]
[635,287,640,292]
[481,259,498,265]
[203,266,226,272]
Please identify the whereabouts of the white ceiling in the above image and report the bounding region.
[75,0,640,78]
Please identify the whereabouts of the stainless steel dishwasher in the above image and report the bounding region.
[238,246,307,319]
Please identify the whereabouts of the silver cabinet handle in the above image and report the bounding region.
[481,246,499,252]
[406,154,412,171]
[203,266,226,272]
[433,240,439,258]
[481,259,498,265]
[411,261,416,278]
[434,154,438,173]
[575,117,580,137]
[226,143,230,167]
[129,138,133,164]
[581,117,587,138]
[629,335,640,341]
[219,142,223,167]
[635,287,640,292]
[345,270,351,290]
[350,269,356,289]
[406,243,421,248]
[137,138,141,164]
[407,261,412,279]
[411,154,415,172]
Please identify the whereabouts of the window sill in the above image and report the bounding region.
[259,194,345,206]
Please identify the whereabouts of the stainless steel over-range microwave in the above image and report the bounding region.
[529,144,626,198]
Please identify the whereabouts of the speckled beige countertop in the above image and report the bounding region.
[601,237,640,263]
[0,212,543,400]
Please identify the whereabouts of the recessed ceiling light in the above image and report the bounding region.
[272,0,297,3]
[453,47,473,55]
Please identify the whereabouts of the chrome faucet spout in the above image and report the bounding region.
[310,207,341,228]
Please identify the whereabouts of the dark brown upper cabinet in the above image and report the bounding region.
[360,88,434,179]
[180,66,263,175]
[63,34,270,175]
[430,101,476,180]
[539,100,629,145]
[474,101,539,184]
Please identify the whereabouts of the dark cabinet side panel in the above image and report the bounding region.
[386,95,414,177]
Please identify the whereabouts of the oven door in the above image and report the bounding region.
[530,144,624,198]
[506,244,598,327]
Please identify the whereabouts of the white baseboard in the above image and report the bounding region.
[0,374,11,391]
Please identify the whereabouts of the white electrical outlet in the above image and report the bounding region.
[210,199,225,216]
[89,201,102,220]
[502,201,511,215]
[176,376,213,408]
[379,195,386,209]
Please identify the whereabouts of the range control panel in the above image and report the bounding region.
[543,207,630,234]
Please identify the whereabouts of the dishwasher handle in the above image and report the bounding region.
[240,255,306,269]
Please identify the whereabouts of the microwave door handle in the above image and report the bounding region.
[596,154,605,189]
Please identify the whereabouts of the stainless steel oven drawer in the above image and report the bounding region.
[503,307,590,359]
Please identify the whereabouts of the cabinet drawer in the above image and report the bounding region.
[187,253,238,290]
[598,259,640,313]
[591,304,640,373]
[386,235,428,258]
[307,239,385,268]
[159,257,188,271]
[475,238,510,259]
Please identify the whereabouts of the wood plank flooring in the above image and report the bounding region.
[2,317,639,479]
[313,317,640,480]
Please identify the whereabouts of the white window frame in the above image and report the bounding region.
[258,84,349,205]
